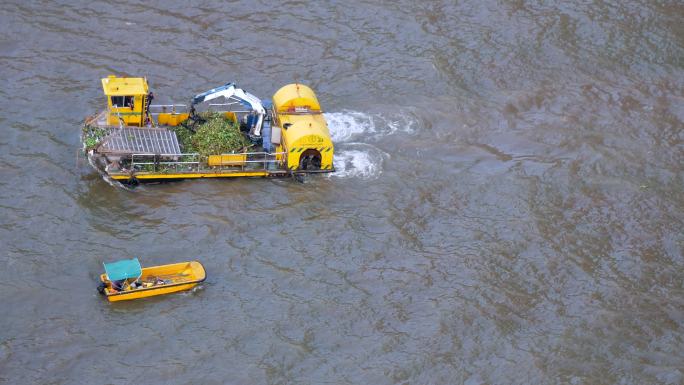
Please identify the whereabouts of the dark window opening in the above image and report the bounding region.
[111,96,134,108]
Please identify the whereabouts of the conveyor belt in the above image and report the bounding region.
[99,127,181,155]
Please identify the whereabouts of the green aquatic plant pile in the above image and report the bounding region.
[82,125,108,149]
[171,123,196,153]
[172,112,250,156]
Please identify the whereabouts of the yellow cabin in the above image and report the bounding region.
[101,75,149,127]
[272,84,334,170]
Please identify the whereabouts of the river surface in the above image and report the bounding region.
[0,1,683,384]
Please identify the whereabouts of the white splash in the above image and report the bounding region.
[322,110,415,179]
[324,110,416,143]
[331,144,388,180]
[377,111,416,137]
[324,111,375,142]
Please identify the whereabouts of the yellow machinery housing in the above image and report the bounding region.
[272,84,334,170]
[102,75,149,126]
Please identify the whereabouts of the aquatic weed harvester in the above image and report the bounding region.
[82,76,334,185]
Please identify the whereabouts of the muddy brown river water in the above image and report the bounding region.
[0,1,683,384]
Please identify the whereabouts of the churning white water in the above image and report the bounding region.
[324,110,416,142]
[325,110,410,179]
[331,145,388,179]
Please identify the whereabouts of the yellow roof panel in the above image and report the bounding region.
[272,84,321,112]
[101,76,148,96]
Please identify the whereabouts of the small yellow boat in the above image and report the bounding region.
[98,258,206,302]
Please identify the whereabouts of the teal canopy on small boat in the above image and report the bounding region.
[104,258,142,281]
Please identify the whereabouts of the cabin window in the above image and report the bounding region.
[111,96,134,108]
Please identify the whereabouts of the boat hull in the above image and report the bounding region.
[85,149,333,186]
[106,168,333,182]
[100,261,205,302]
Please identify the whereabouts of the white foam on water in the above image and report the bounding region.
[324,110,417,143]
[377,111,417,137]
[330,144,388,180]
[324,111,375,142]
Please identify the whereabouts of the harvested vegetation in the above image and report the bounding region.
[82,125,108,149]
[172,112,251,156]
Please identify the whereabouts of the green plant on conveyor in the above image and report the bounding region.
[82,125,108,149]
[170,122,196,153]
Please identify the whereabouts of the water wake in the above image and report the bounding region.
[330,144,388,180]
[324,111,375,142]
[323,110,412,179]
[324,110,415,143]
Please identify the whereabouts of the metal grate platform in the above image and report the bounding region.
[99,127,182,155]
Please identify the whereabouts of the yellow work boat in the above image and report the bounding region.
[98,258,206,302]
[82,76,335,185]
